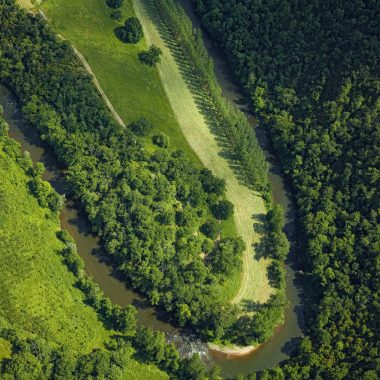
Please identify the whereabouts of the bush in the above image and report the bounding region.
[152,132,170,148]
[211,200,234,220]
[200,220,219,239]
[129,117,153,136]
[199,168,225,195]
[138,45,162,66]
[267,261,285,288]
[106,0,123,9]
[117,17,143,44]
[110,10,122,21]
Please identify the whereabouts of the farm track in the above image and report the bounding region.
[39,9,126,128]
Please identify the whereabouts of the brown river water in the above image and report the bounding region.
[0,4,303,375]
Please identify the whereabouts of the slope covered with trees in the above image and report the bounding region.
[195,0,380,378]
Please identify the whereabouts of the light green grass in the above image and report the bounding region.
[0,150,109,353]
[0,137,167,379]
[133,0,274,305]
[0,338,11,360]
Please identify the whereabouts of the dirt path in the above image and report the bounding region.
[133,0,273,305]
[37,10,126,128]
[70,46,126,127]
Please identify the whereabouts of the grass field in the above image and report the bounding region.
[0,134,166,379]
[133,0,273,305]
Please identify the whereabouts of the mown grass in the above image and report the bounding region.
[133,0,274,305]
[0,136,167,379]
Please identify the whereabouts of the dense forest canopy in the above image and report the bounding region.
[195,0,380,378]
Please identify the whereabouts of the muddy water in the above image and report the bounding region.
[176,0,304,375]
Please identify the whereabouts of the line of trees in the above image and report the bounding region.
[195,0,380,378]
[153,0,270,194]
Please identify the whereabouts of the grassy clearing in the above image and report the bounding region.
[133,0,274,305]
[0,136,166,379]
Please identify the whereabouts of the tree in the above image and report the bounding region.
[211,200,234,220]
[200,220,219,239]
[129,117,153,136]
[106,0,123,9]
[152,132,170,148]
[138,45,162,66]
[117,17,143,44]
[199,168,225,195]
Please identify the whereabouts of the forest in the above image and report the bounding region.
[195,0,380,378]
[0,0,287,349]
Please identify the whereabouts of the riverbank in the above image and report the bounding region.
[208,343,259,358]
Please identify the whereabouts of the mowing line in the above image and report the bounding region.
[133,0,273,305]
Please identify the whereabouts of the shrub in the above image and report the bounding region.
[117,17,143,44]
[152,132,170,148]
[200,220,219,239]
[211,200,234,220]
[110,10,122,21]
[138,45,162,66]
[106,0,123,9]
[129,117,153,136]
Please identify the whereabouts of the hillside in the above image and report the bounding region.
[0,115,167,379]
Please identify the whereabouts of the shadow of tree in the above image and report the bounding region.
[241,299,265,313]
[140,0,254,189]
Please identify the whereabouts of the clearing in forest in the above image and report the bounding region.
[133,0,273,305]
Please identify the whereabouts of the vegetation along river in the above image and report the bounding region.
[1,1,303,371]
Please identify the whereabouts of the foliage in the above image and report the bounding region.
[139,45,162,66]
[211,200,234,220]
[129,117,154,136]
[106,0,123,9]
[117,17,144,44]
[196,0,380,377]
[200,220,219,239]
[110,9,122,21]
[152,131,170,147]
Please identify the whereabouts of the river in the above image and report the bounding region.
[0,3,302,374]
